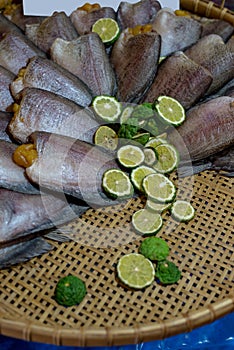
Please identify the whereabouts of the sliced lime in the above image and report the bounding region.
[117,253,155,289]
[143,147,157,166]
[170,200,195,222]
[120,106,134,124]
[142,173,176,203]
[153,143,179,174]
[146,199,171,213]
[130,165,156,192]
[92,95,121,122]
[144,136,167,150]
[102,168,133,199]
[117,144,145,169]
[154,95,185,126]
[92,18,120,44]
[94,125,118,151]
[132,208,163,236]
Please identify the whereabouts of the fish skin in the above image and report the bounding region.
[116,0,161,30]
[0,140,40,194]
[178,146,234,177]
[0,112,13,142]
[25,11,79,54]
[152,9,201,57]
[10,56,93,107]
[8,87,100,144]
[0,237,53,269]
[110,29,161,103]
[70,6,116,36]
[167,96,234,162]
[184,34,234,95]
[199,18,234,42]
[142,51,213,109]
[25,131,127,207]
[0,187,88,243]
[0,31,46,75]
[0,66,15,112]
[0,12,24,35]
[50,33,116,97]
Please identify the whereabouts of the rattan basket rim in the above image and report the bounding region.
[0,297,234,347]
[0,1,234,347]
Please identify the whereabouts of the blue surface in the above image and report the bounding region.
[0,312,233,349]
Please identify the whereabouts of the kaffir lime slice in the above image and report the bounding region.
[170,200,195,222]
[117,253,155,289]
[94,125,118,151]
[146,199,171,213]
[117,144,145,168]
[142,173,176,203]
[153,143,179,174]
[154,95,185,126]
[92,18,120,44]
[102,169,133,199]
[120,106,134,124]
[143,147,157,166]
[130,165,156,191]
[92,95,121,122]
[132,209,163,236]
[144,136,167,150]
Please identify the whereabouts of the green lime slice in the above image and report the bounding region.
[170,200,195,222]
[142,173,176,203]
[92,95,121,122]
[102,168,133,199]
[153,143,179,174]
[144,136,167,150]
[146,199,171,213]
[130,165,156,191]
[117,253,155,289]
[139,237,170,261]
[155,95,186,126]
[94,125,118,151]
[120,106,134,124]
[117,144,145,168]
[92,18,120,44]
[132,208,163,236]
[143,147,157,166]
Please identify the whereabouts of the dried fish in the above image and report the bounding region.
[110,28,161,103]
[142,51,213,109]
[8,87,99,144]
[51,33,116,96]
[10,56,93,106]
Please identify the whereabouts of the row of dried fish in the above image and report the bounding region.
[0,0,234,268]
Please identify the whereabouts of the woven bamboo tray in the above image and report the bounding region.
[0,0,234,347]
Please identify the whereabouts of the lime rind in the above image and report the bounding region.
[139,237,170,261]
[171,200,195,222]
[102,168,133,199]
[155,95,186,126]
[130,165,156,192]
[132,208,163,236]
[117,253,155,289]
[142,173,176,203]
[117,144,145,169]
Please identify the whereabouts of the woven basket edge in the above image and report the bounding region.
[0,296,233,346]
